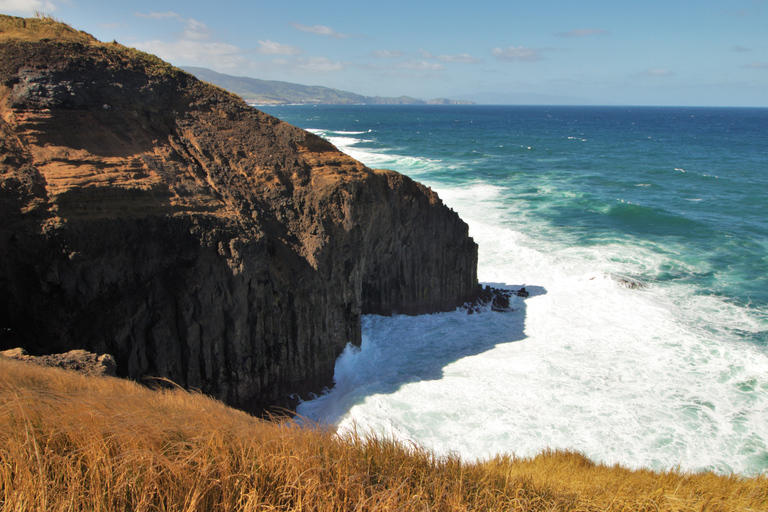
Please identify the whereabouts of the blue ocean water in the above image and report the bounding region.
[260,105,768,476]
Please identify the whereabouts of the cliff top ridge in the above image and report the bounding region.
[0,14,478,411]
[0,12,376,227]
[0,13,95,44]
[0,13,228,92]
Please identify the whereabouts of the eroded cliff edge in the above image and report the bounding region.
[0,16,478,412]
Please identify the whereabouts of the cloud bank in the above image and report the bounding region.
[492,46,545,62]
[258,40,302,56]
[557,28,608,38]
[643,68,675,77]
[290,22,351,39]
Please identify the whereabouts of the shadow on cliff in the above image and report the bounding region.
[296,283,547,425]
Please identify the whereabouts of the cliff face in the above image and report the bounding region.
[0,16,478,412]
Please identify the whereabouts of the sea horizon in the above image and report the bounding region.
[252,102,768,109]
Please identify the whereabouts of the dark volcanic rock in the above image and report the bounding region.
[610,273,647,289]
[463,285,529,314]
[0,16,478,413]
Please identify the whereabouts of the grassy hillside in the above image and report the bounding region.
[182,66,368,105]
[182,66,474,106]
[2,357,766,511]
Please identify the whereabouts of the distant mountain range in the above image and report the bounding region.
[182,67,474,106]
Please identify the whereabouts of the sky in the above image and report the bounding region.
[2,0,767,106]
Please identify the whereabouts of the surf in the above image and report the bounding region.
[263,105,768,475]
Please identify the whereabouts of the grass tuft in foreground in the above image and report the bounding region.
[1,357,766,511]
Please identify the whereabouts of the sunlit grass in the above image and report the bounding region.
[2,357,766,511]
[0,12,245,101]
[0,12,94,43]
[0,13,173,78]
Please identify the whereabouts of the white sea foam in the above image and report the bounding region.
[330,130,370,135]
[296,117,768,476]
[308,128,444,175]
[298,177,768,476]
[307,129,367,147]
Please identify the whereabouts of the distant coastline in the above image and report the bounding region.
[182,66,474,106]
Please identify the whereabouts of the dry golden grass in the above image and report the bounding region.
[1,357,766,511]
[0,13,95,43]
[0,13,250,103]
[0,13,184,80]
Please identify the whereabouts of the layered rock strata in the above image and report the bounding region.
[0,16,478,412]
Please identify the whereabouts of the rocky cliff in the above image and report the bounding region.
[0,16,478,412]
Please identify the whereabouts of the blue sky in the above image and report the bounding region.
[2,0,767,106]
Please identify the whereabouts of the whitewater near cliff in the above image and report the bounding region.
[261,104,768,476]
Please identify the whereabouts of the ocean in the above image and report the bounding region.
[258,104,768,476]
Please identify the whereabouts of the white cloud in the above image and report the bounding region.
[132,12,246,68]
[743,62,768,69]
[0,0,60,15]
[132,38,246,68]
[257,40,303,56]
[132,11,345,76]
[135,11,180,20]
[290,22,351,39]
[492,46,545,62]
[419,49,481,64]
[179,19,211,41]
[643,68,675,77]
[372,50,404,58]
[731,46,752,52]
[291,56,344,74]
[397,60,445,71]
[135,12,212,41]
[557,28,608,38]
[437,53,482,64]
[253,56,345,76]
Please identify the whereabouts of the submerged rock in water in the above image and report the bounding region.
[0,15,478,413]
[463,285,525,314]
[610,274,647,289]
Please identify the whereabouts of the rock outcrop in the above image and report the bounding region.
[1,347,117,376]
[0,16,478,412]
